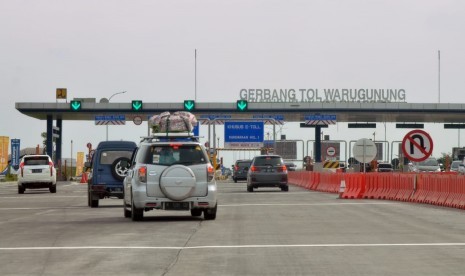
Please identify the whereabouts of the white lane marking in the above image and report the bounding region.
[220,202,394,207]
[1,243,465,251]
[0,196,85,199]
[0,206,88,210]
[0,202,393,210]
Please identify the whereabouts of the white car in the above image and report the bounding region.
[17,155,57,194]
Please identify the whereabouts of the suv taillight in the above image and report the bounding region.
[207,164,214,182]
[234,165,239,171]
[49,161,54,176]
[277,165,287,173]
[19,162,24,177]
[138,166,147,183]
[250,165,260,172]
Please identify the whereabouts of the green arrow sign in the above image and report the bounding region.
[132,100,143,111]
[236,100,248,111]
[70,101,82,111]
[184,100,195,111]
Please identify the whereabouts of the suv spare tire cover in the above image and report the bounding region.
[159,165,197,201]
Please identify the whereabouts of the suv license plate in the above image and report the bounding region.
[164,202,190,210]
[32,169,42,173]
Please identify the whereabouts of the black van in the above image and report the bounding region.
[232,159,252,183]
[85,141,137,208]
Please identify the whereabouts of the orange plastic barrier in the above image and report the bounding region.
[394,174,415,201]
[449,176,465,208]
[341,173,365,199]
[288,171,465,210]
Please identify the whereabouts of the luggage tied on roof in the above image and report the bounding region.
[149,111,198,134]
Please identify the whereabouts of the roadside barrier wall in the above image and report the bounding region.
[288,171,465,210]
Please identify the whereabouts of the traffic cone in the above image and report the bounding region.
[80,172,88,184]
[338,179,346,199]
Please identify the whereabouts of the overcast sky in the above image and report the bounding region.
[1,0,465,166]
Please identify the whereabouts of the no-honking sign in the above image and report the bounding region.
[401,129,433,162]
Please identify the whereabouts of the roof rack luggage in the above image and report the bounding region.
[140,132,200,143]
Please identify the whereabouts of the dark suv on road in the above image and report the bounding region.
[232,159,252,183]
[85,141,137,208]
[247,155,288,192]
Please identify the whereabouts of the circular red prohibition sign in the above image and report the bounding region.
[401,129,434,162]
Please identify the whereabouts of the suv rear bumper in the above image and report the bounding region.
[131,183,217,210]
[19,181,55,189]
[90,184,124,199]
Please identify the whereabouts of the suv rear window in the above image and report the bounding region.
[99,150,133,165]
[24,157,49,165]
[236,161,251,167]
[253,156,284,166]
[137,144,207,166]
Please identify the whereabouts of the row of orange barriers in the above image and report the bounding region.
[288,171,465,210]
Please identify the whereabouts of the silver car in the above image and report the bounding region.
[247,155,288,192]
[409,157,441,173]
[123,133,217,221]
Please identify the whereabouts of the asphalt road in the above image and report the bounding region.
[1,179,465,276]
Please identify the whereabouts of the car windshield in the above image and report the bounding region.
[417,159,438,166]
[451,162,460,169]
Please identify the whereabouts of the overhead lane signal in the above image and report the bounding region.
[70,100,82,111]
[184,100,195,111]
[236,100,248,111]
[132,100,143,111]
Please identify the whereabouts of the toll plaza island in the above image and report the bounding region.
[15,93,465,172]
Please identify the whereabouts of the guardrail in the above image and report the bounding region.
[288,171,465,210]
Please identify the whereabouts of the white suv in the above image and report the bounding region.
[123,133,217,221]
[17,155,57,194]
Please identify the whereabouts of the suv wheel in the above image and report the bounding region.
[281,185,289,192]
[111,157,131,181]
[204,204,217,220]
[190,209,202,217]
[233,177,237,183]
[49,185,57,193]
[247,186,253,192]
[124,199,131,218]
[91,197,99,208]
[87,186,91,207]
[18,186,25,194]
[131,195,143,221]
